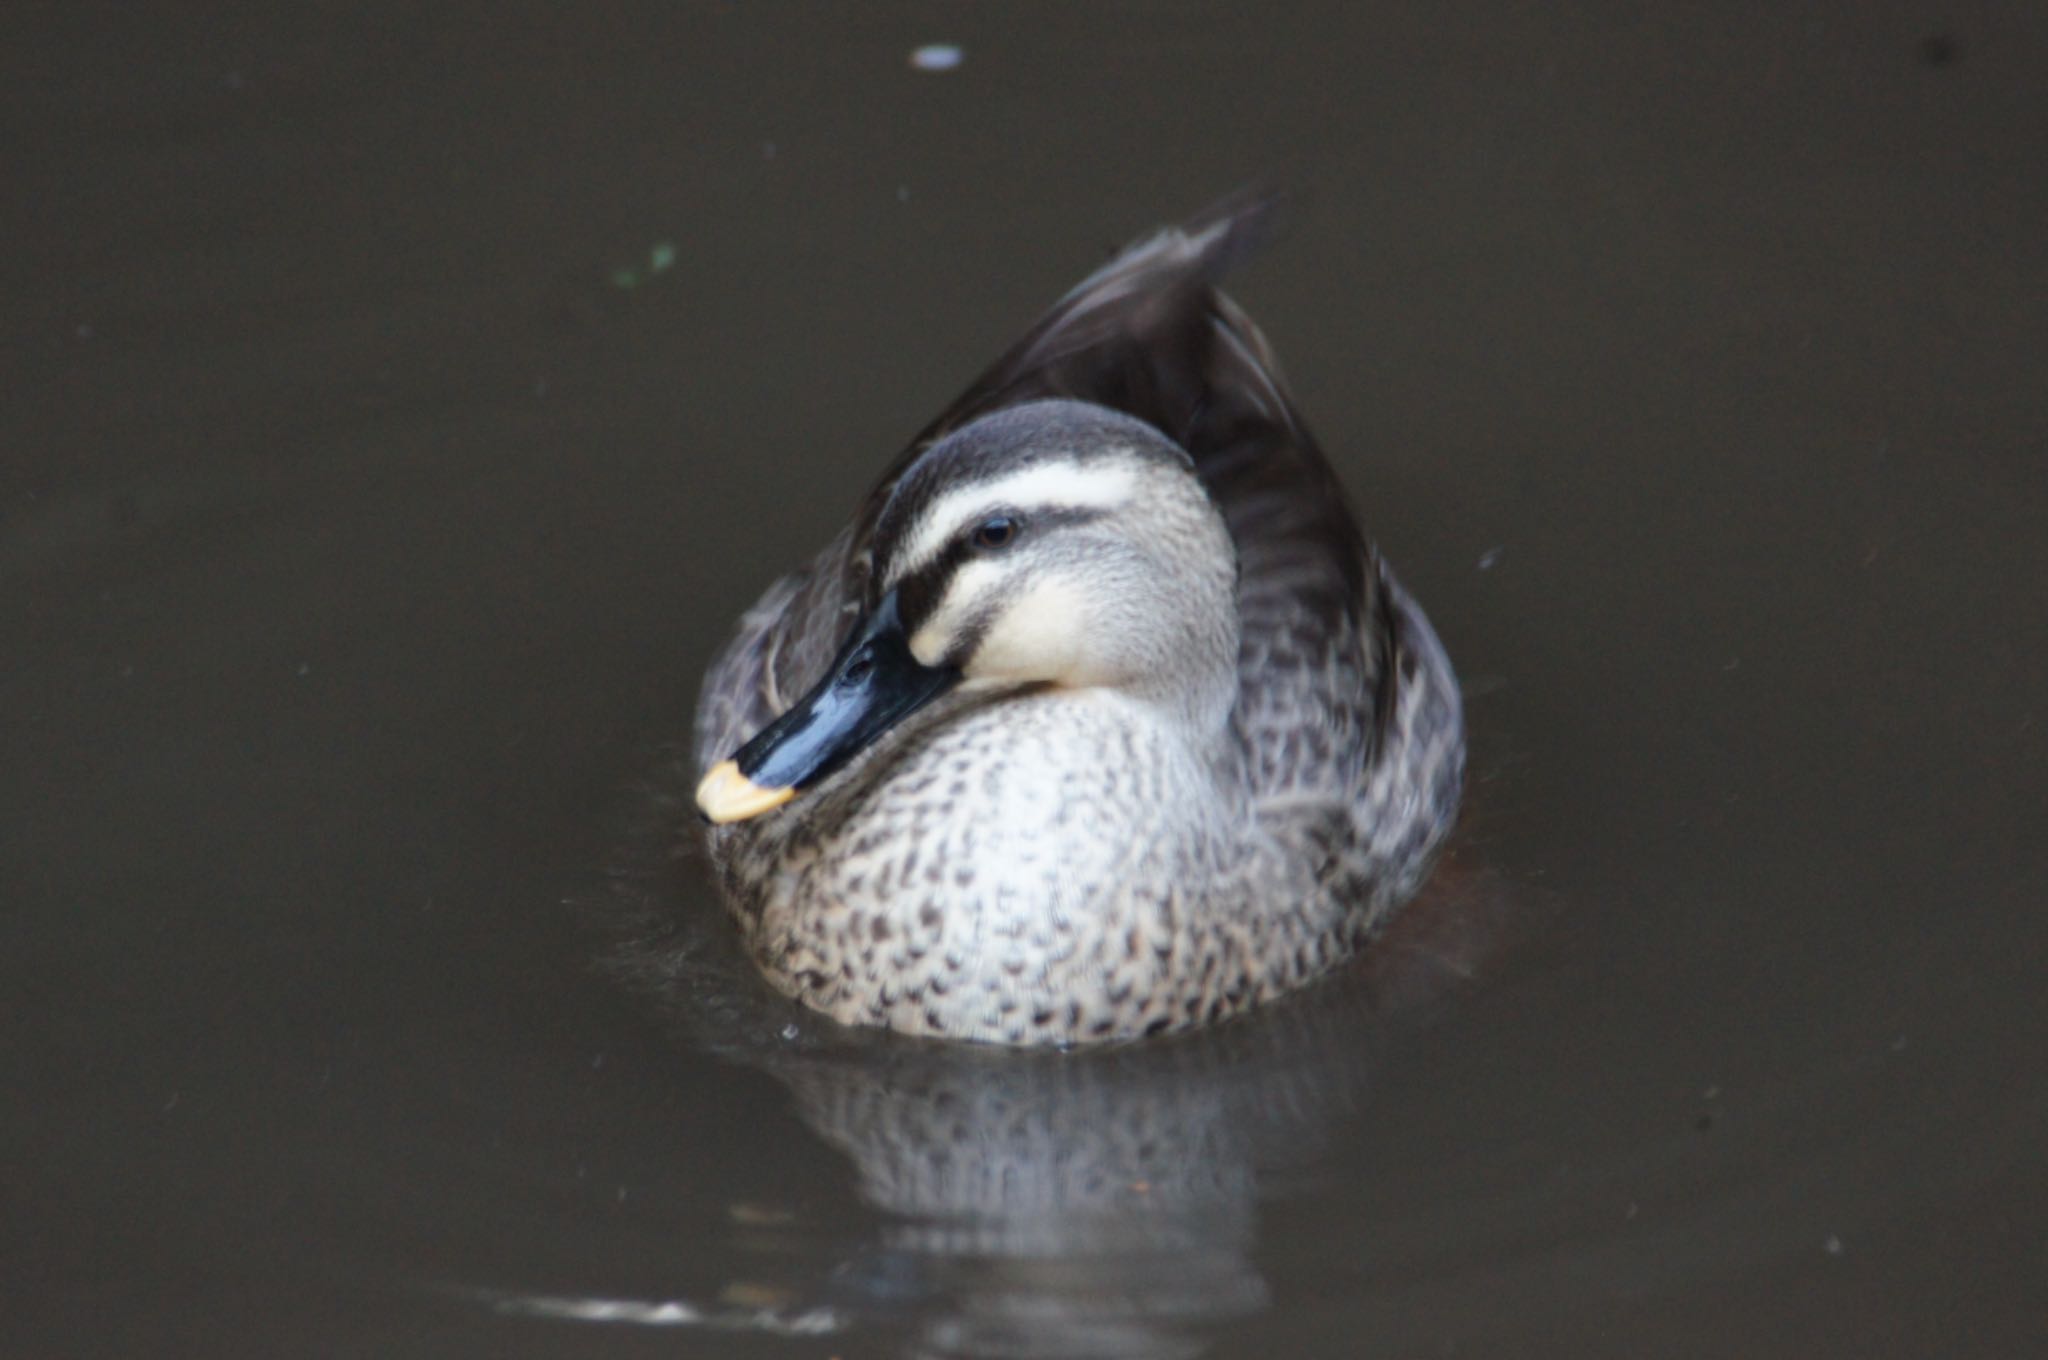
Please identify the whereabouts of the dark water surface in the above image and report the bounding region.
[6,3,2043,1356]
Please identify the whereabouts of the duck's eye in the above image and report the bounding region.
[970,515,1020,552]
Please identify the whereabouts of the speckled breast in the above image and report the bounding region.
[707,688,1322,1044]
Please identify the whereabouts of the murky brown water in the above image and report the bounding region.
[6,4,2043,1356]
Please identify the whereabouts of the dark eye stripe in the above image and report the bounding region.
[893,538,972,632]
[891,505,1109,632]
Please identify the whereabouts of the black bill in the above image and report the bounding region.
[695,590,960,824]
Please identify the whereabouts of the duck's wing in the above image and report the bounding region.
[696,194,1399,797]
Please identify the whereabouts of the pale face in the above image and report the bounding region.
[884,453,1236,699]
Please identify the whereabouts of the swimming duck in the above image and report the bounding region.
[692,197,1464,1046]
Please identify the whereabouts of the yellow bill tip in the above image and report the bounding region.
[695,759,797,825]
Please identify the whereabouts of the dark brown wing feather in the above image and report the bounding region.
[695,194,1392,791]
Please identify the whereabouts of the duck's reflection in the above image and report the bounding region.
[771,1019,1296,1359]
[605,843,1498,1360]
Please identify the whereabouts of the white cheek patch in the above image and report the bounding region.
[965,576,1090,683]
[908,559,999,666]
[895,458,1139,576]
[908,569,1092,683]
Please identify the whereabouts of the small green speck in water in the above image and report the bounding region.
[612,241,679,290]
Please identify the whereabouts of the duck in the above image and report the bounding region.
[691,196,1464,1046]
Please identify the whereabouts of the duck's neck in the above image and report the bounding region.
[1132,679,1235,754]
[1104,616,1241,760]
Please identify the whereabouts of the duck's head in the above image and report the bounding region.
[696,400,1240,824]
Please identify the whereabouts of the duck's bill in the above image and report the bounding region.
[693,760,797,823]
[695,590,960,825]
